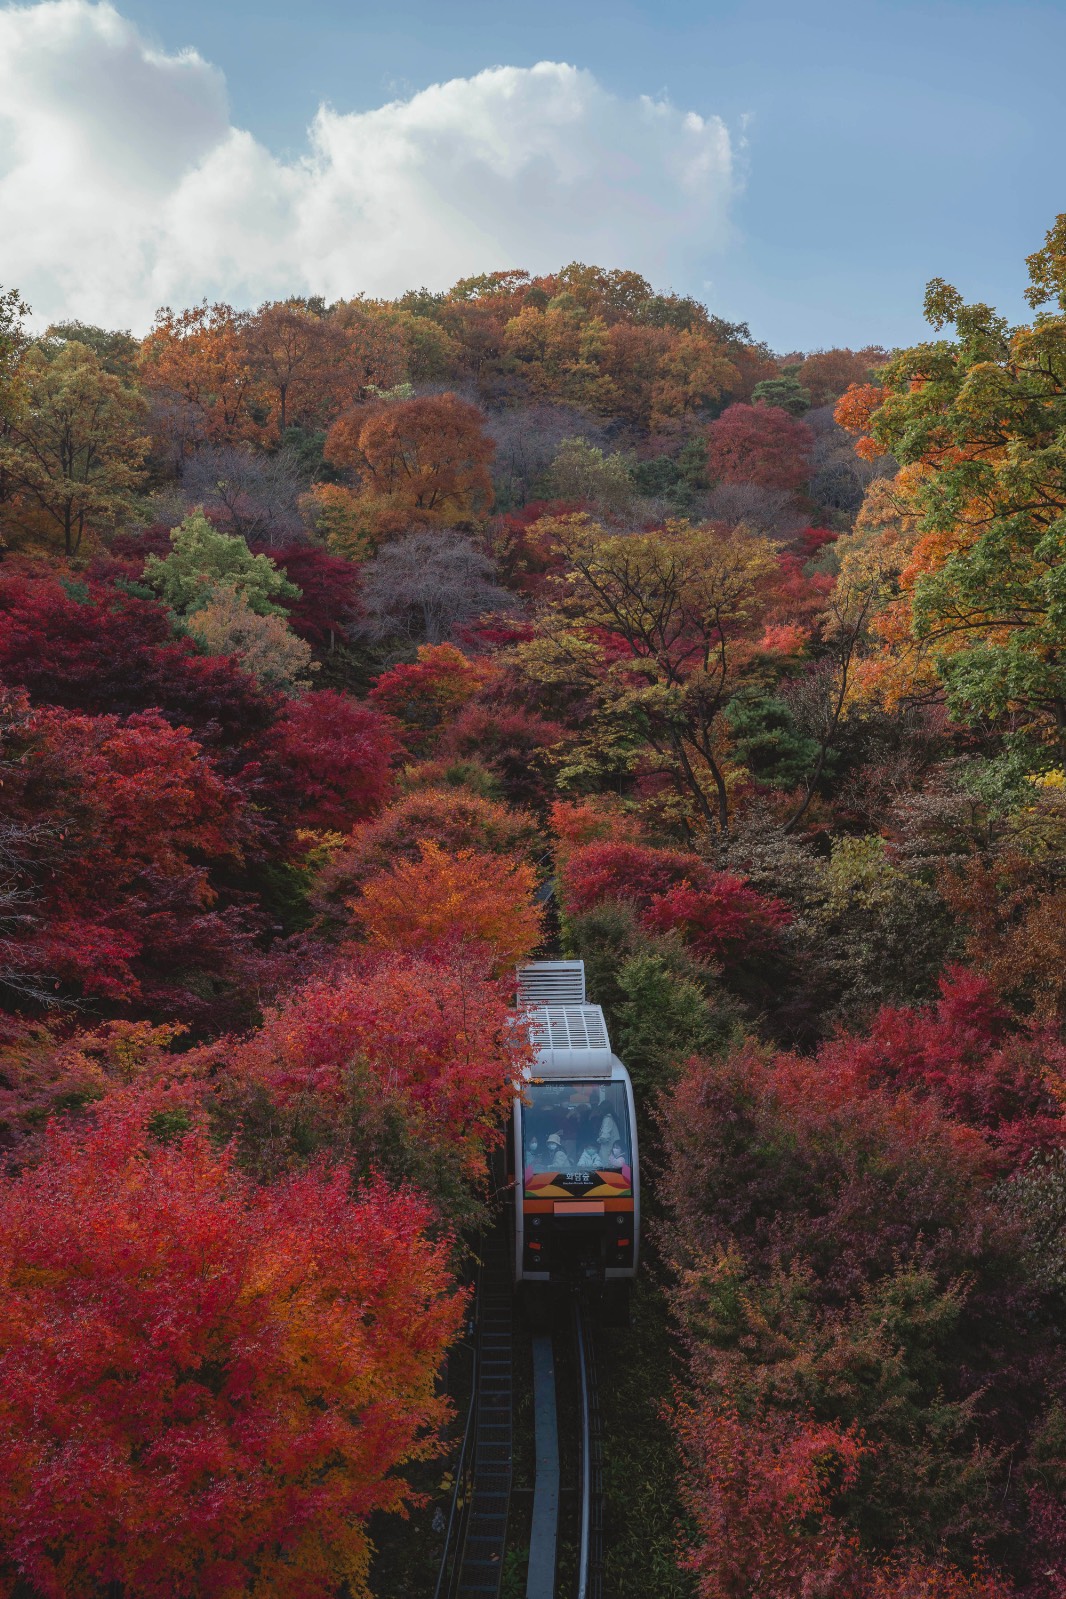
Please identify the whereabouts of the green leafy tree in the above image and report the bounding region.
[629,436,710,516]
[0,341,146,556]
[562,898,740,1105]
[723,691,822,789]
[612,951,738,1098]
[812,835,956,1023]
[846,213,1066,749]
[42,322,140,380]
[0,285,31,521]
[751,373,811,415]
[144,509,301,617]
[0,286,29,419]
[543,436,637,515]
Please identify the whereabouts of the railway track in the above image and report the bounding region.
[435,1223,514,1599]
[435,1253,605,1599]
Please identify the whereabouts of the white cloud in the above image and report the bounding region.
[0,0,739,330]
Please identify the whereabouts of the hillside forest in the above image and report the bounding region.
[2,224,1066,1598]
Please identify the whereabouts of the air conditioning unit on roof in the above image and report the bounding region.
[516,959,586,1007]
[526,1002,614,1078]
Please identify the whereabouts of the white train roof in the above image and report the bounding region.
[526,1005,617,1078]
[517,961,617,1078]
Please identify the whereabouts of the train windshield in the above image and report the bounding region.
[522,1081,633,1198]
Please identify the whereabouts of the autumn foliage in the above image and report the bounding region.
[354,839,543,972]
[705,402,814,490]
[234,947,529,1171]
[677,1393,1015,1598]
[675,1401,870,1599]
[140,302,270,453]
[0,570,276,751]
[0,689,258,1020]
[264,689,399,832]
[817,967,1066,1170]
[325,392,495,527]
[369,641,496,754]
[6,234,1066,1598]
[0,1091,460,1599]
[560,841,788,966]
[661,997,1066,1596]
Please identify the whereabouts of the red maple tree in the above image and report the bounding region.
[0,1089,461,1598]
[705,402,814,490]
[234,946,530,1172]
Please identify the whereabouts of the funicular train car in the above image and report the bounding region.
[511,960,639,1318]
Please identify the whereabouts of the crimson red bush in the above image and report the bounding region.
[0,571,275,751]
[560,841,789,967]
[0,690,260,1021]
[819,967,1066,1171]
[263,689,400,832]
[642,876,790,964]
[263,543,361,649]
[559,841,709,914]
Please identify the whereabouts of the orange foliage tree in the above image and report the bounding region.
[354,839,542,973]
[325,393,495,528]
[369,641,497,755]
[359,786,541,863]
[139,302,270,454]
[603,321,737,428]
[492,264,745,425]
[795,346,888,408]
[0,1090,461,1599]
[330,298,420,391]
[549,796,646,860]
[831,217,1066,745]
[308,786,542,929]
[245,300,354,432]
[833,382,886,455]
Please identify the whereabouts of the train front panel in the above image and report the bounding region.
[514,1064,639,1285]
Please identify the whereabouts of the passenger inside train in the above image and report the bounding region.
[521,1080,632,1186]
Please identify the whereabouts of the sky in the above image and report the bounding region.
[1,0,1063,350]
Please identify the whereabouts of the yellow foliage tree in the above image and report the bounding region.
[186,584,318,694]
[517,515,784,834]
[0,341,146,556]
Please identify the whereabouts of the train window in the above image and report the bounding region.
[522,1081,632,1194]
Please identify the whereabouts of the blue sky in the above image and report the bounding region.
[2,0,1063,348]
